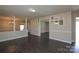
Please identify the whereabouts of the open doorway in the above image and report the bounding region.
[40,21,49,40]
[76,17,79,46]
[40,21,49,47]
[72,17,79,52]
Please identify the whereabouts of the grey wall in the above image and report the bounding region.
[27,18,40,36]
[71,12,76,43]
[27,19,31,32]
[49,12,72,44]
[46,22,49,32]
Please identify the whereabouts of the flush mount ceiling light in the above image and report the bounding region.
[28,8,36,12]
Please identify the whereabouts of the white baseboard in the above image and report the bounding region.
[0,35,28,42]
[50,37,72,44]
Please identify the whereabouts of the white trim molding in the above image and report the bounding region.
[50,37,72,44]
[0,35,28,42]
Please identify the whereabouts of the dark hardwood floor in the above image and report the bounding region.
[0,33,76,53]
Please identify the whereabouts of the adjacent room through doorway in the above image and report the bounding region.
[40,21,49,40]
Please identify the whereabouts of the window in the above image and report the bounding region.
[20,25,24,31]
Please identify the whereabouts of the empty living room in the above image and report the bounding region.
[1,0,79,58]
[0,5,79,53]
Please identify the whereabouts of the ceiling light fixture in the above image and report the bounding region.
[28,8,36,12]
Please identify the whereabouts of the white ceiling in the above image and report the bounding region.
[0,5,79,17]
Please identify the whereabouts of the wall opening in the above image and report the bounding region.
[40,21,49,40]
[73,17,79,52]
[76,17,79,46]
